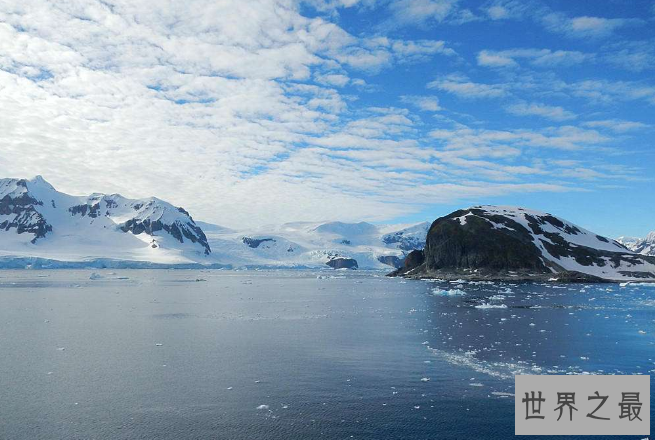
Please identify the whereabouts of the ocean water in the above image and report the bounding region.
[0,269,652,439]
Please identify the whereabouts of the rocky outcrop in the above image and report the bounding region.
[424,209,550,273]
[391,206,655,282]
[242,237,276,248]
[387,249,424,276]
[326,257,358,269]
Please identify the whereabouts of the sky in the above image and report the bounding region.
[0,0,653,238]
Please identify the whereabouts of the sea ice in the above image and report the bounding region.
[475,303,507,309]
[432,288,466,296]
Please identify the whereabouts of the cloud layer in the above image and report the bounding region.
[0,0,652,228]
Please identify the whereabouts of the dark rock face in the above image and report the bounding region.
[0,186,52,243]
[121,218,211,255]
[377,255,403,268]
[242,237,276,248]
[387,249,424,276]
[403,249,425,270]
[424,210,550,273]
[326,257,358,269]
[69,203,101,218]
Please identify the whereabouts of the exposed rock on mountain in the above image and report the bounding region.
[394,206,655,282]
[326,257,358,269]
[242,237,276,249]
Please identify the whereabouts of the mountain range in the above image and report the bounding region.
[617,233,655,257]
[0,177,426,270]
[1,177,653,281]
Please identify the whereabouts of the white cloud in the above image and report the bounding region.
[542,13,643,39]
[387,0,459,26]
[582,119,651,133]
[0,0,646,228]
[482,0,531,20]
[315,73,350,87]
[427,74,507,99]
[505,101,576,121]
[477,48,592,68]
[477,51,517,68]
[602,40,655,72]
[400,95,442,111]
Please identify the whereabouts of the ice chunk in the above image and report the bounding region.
[432,288,466,296]
[475,302,507,309]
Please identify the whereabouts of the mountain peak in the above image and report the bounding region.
[27,175,56,190]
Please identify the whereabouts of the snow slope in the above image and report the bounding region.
[204,220,430,269]
[0,177,428,269]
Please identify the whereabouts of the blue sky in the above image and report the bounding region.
[0,0,653,237]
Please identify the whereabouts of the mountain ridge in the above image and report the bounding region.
[0,177,427,269]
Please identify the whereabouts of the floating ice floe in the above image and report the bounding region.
[89,273,103,280]
[432,288,466,296]
[256,405,269,410]
[155,343,163,347]
[475,302,508,309]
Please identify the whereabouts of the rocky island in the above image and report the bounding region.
[390,206,655,283]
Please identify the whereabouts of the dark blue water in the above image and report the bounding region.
[0,270,652,439]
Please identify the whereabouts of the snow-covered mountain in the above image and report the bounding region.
[203,220,429,269]
[0,176,211,266]
[4,178,649,279]
[617,232,655,256]
[0,177,428,269]
[396,206,655,282]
